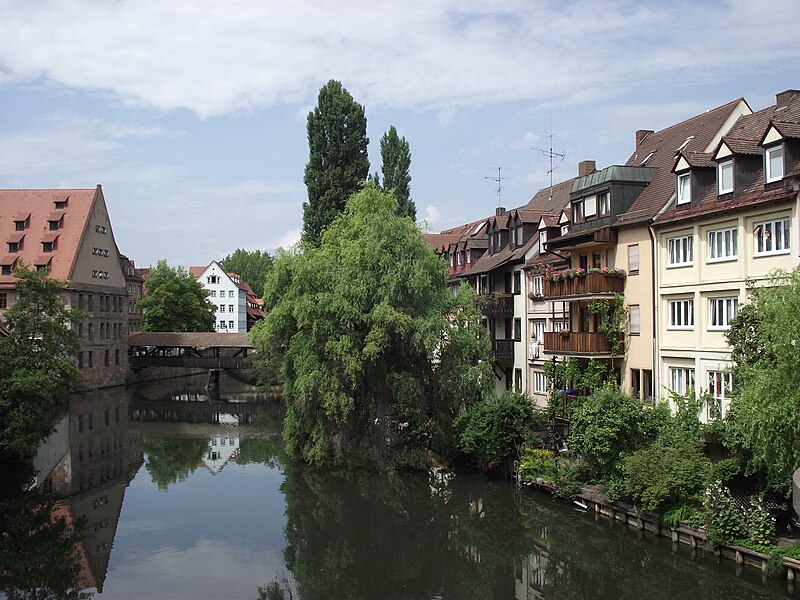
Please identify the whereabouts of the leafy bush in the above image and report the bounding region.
[518,448,558,483]
[660,501,704,529]
[705,483,775,546]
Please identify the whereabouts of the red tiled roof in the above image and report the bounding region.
[616,99,746,226]
[653,186,794,227]
[0,188,99,284]
[188,266,205,278]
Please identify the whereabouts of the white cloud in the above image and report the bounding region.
[0,1,796,118]
[268,228,302,251]
[420,205,441,230]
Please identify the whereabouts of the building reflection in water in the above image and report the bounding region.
[34,386,143,594]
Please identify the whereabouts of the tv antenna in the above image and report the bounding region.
[532,134,565,198]
[484,166,509,207]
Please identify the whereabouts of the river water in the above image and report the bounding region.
[2,376,796,600]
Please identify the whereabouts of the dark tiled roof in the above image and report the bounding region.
[720,136,761,155]
[523,177,576,213]
[616,99,746,226]
[653,186,793,227]
[680,151,716,168]
[771,120,800,140]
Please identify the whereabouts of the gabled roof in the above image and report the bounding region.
[0,188,99,284]
[676,151,716,169]
[616,98,747,226]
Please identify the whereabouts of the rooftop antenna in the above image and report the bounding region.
[484,166,509,207]
[532,133,565,199]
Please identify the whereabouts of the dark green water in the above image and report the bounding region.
[2,377,796,599]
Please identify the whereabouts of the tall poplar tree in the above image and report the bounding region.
[379,125,416,221]
[302,80,369,245]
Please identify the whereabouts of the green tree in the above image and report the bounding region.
[375,126,415,221]
[139,435,209,490]
[251,184,492,469]
[221,249,273,298]
[138,260,216,332]
[302,80,370,246]
[0,263,83,459]
[725,268,800,492]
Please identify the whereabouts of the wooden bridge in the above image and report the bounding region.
[128,332,255,370]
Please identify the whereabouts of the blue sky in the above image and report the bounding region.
[0,0,797,268]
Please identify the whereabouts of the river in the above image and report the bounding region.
[1,375,796,599]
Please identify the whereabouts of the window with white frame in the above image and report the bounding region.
[583,195,597,218]
[598,192,610,216]
[718,160,733,194]
[708,227,738,261]
[466,250,472,264]
[668,298,694,329]
[219,321,227,328]
[531,320,545,343]
[561,224,569,236]
[754,218,790,255]
[531,275,543,297]
[707,370,732,419]
[766,145,784,183]
[628,244,639,273]
[677,173,691,205]
[515,224,523,246]
[709,296,738,329]
[228,304,234,312]
[457,252,463,265]
[228,320,234,329]
[669,367,695,395]
[210,291,216,297]
[667,234,693,266]
[219,304,225,312]
[629,305,641,335]
[533,371,548,394]
[229,290,234,297]
[539,231,547,249]
[572,200,584,223]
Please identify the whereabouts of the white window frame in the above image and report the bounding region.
[667,234,693,267]
[677,173,691,205]
[669,367,695,396]
[583,195,597,218]
[628,244,640,273]
[668,298,694,330]
[539,231,547,249]
[718,159,733,195]
[228,320,234,329]
[754,218,790,256]
[560,224,569,236]
[533,371,547,394]
[598,191,611,216]
[707,227,738,262]
[629,305,640,335]
[219,304,226,312]
[531,275,543,297]
[708,296,738,330]
[572,200,584,222]
[229,290,235,298]
[766,145,784,183]
[228,304,234,312]
[707,370,733,420]
[531,320,545,343]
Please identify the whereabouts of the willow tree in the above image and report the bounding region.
[251,184,491,469]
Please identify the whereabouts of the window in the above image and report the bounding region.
[104,350,109,367]
[219,321,227,328]
[1,265,11,276]
[676,136,693,152]
[229,290,234,298]
[0,293,6,309]
[766,145,784,182]
[228,304,234,312]
[49,220,60,230]
[669,367,695,395]
[42,241,53,252]
[677,173,691,205]
[539,231,547,249]
[668,298,694,329]
[88,351,93,368]
[629,305,640,335]
[466,250,472,264]
[228,320,234,329]
[754,218,790,255]
[514,369,523,391]
[513,272,521,295]
[531,275,543,297]
[531,320,545,343]
[709,297,738,329]
[707,371,733,420]
[628,244,639,273]
[583,195,597,218]
[718,160,733,194]
[219,304,225,312]
[210,291,216,297]
[78,352,83,368]
[14,220,25,231]
[598,192,610,216]
[572,200,584,223]
[708,227,738,261]
[7,242,19,253]
[561,224,569,236]
[533,371,547,394]
[667,235,693,266]
[515,225,523,246]
[208,275,218,284]
[514,318,521,342]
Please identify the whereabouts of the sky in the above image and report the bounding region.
[0,0,798,269]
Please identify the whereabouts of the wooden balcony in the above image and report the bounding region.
[492,339,514,364]
[543,331,622,355]
[482,293,514,317]
[543,272,624,298]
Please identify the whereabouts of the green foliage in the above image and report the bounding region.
[257,575,294,600]
[660,502,703,529]
[375,125,415,221]
[221,248,273,298]
[454,391,541,475]
[725,268,800,492]
[542,357,609,396]
[251,185,492,469]
[139,435,209,490]
[704,483,775,546]
[0,263,83,458]
[568,384,651,481]
[517,448,583,499]
[588,293,626,356]
[138,260,216,332]
[302,80,370,246]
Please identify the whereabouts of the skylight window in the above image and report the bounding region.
[640,151,656,166]
[676,136,694,153]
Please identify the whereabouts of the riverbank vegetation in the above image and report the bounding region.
[138,259,216,332]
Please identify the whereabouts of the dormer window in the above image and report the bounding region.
[572,200,584,223]
[766,145,784,183]
[53,197,68,209]
[539,231,547,250]
[14,220,25,231]
[718,160,733,195]
[42,241,54,252]
[677,173,691,205]
[583,195,597,219]
[561,224,569,236]
[598,192,610,216]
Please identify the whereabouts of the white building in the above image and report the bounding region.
[191,261,247,333]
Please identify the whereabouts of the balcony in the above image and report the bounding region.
[543,331,622,355]
[492,339,514,364]
[482,293,514,317]
[543,272,624,299]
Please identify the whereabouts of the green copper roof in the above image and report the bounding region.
[571,165,655,193]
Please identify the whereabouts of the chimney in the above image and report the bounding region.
[495,206,506,216]
[636,129,654,148]
[578,160,596,177]
[776,90,800,109]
